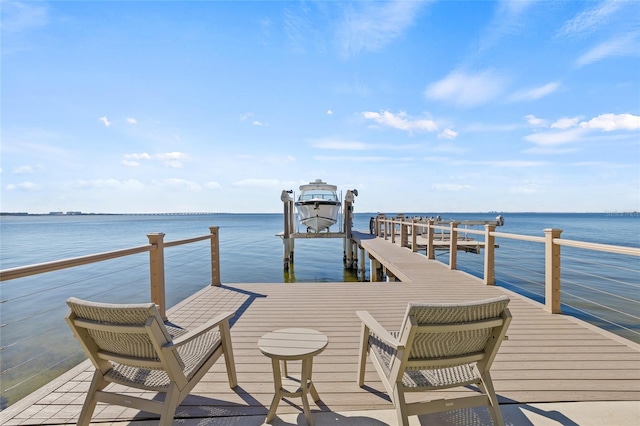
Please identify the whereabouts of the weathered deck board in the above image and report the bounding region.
[3,235,640,425]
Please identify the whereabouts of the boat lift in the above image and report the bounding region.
[279,188,359,273]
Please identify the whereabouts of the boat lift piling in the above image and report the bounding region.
[281,190,295,271]
[343,189,357,270]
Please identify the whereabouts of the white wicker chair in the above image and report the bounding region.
[357,296,511,426]
[65,297,237,425]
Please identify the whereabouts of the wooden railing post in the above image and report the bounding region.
[209,226,221,286]
[147,233,167,320]
[427,219,435,259]
[411,219,417,252]
[484,224,496,285]
[400,221,408,248]
[449,222,459,270]
[545,228,563,313]
[391,219,396,243]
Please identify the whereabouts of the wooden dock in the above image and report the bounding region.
[2,233,640,425]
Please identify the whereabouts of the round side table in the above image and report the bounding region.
[258,328,328,425]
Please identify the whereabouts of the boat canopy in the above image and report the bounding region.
[297,179,339,202]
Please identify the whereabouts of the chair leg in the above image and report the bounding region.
[357,324,369,387]
[158,384,180,426]
[392,384,410,426]
[479,372,504,426]
[220,321,238,388]
[77,370,108,426]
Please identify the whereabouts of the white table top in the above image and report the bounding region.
[258,328,328,360]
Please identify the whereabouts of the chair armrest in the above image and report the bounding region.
[170,311,235,348]
[356,310,402,350]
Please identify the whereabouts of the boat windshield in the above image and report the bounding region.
[298,190,339,202]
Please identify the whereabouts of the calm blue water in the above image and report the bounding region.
[1,212,639,408]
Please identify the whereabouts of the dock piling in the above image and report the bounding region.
[281,190,294,271]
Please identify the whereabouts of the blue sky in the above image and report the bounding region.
[2,0,639,214]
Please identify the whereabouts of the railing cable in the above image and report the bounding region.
[560,298,640,338]
[0,259,148,304]
[562,275,640,304]
[561,287,640,322]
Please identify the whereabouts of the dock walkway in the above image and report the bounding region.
[2,233,640,425]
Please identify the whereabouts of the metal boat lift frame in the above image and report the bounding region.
[279,189,359,274]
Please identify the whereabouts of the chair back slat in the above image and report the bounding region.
[399,296,510,363]
[66,297,174,367]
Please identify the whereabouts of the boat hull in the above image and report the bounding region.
[295,201,341,232]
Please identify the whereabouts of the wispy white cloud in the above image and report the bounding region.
[432,183,471,191]
[314,155,391,162]
[156,178,201,191]
[524,128,587,146]
[283,4,315,53]
[579,113,640,131]
[523,113,640,147]
[576,33,639,67]
[337,0,427,57]
[524,145,581,155]
[551,117,582,129]
[75,179,144,190]
[558,0,626,38]
[425,69,509,108]
[311,137,422,151]
[438,129,458,140]
[476,0,536,53]
[99,116,111,127]
[312,139,368,150]
[464,122,522,133]
[122,152,191,168]
[259,17,273,44]
[508,82,560,102]
[123,153,151,161]
[5,181,40,191]
[156,152,191,168]
[478,160,548,168]
[362,111,437,132]
[1,1,48,34]
[239,112,266,126]
[204,181,221,190]
[13,164,42,174]
[525,115,548,127]
[431,144,465,155]
[450,158,548,168]
[126,117,137,124]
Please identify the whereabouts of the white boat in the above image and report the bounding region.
[295,179,341,232]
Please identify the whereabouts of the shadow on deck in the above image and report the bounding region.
[3,277,640,425]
